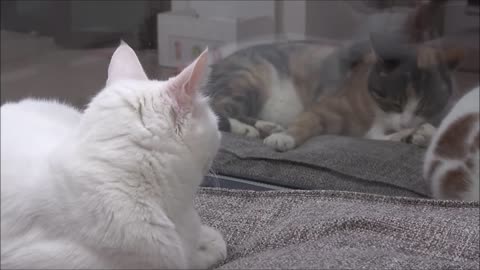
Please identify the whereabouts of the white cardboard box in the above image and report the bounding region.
[157,12,274,69]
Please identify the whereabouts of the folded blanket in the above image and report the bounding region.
[196,188,479,269]
[213,133,429,198]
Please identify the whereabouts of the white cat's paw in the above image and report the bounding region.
[193,225,227,269]
[408,123,436,147]
[254,120,285,137]
[229,119,260,138]
[264,133,296,152]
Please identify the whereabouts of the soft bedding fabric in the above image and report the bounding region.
[196,188,480,269]
[213,133,429,198]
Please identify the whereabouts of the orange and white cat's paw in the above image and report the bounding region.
[264,133,296,152]
[229,118,260,138]
[193,225,227,269]
[407,123,436,147]
[255,120,285,137]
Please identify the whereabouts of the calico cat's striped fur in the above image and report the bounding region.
[265,40,464,151]
[205,0,458,151]
[207,36,463,151]
[206,40,369,138]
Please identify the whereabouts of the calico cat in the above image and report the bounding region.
[423,87,479,201]
[207,33,463,151]
[264,37,464,151]
[207,40,367,138]
[1,43,226,269]
[207,0,455,150]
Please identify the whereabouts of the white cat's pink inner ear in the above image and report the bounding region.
[169,48,209,107]
[106,42,148,85]
[184,48,209,94]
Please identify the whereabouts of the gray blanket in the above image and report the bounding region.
[213,133,429,198]
[196,188,480,270]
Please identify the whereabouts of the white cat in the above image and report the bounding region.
[1,42,227,269]
[423,87,479,201]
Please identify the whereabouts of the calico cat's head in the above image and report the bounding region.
[367,34,463,131]
[81,42,220,176]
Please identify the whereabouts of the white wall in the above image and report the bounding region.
[281,0,306,38]
[169,0,374,40]
[172,0,275,20]
[171,0,310,38]
[444,0,478,34]
[71,1,147,31]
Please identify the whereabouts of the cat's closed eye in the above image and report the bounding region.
[382,59,401,71]
[232,96,244,102]
[371,88,386,99]
[389,102,403,112]
[225,106,238,116]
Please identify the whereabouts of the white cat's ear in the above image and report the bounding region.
[169,48,209,109]
[106,41,148,85]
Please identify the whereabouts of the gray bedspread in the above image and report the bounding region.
[213,133,429,198]
[196,188,480,270]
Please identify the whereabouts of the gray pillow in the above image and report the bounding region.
[212,133,430,198]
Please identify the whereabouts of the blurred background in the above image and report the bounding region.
[1,0,479,108]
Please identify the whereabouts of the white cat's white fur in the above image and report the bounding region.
[1,43,227,269]
[424,87,479,201]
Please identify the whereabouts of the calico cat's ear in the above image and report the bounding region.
[441,47,465,70]
[106,41,148,85]
[168,48,209,110]
[416,46,441,69]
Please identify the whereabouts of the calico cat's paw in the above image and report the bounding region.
[255,120,285,138]
[387,124,436,147]
[387,129,415,143]
[229,119,260,138]
[193,225,227,269]
[406,123,436,147]
[264,133,296,152]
